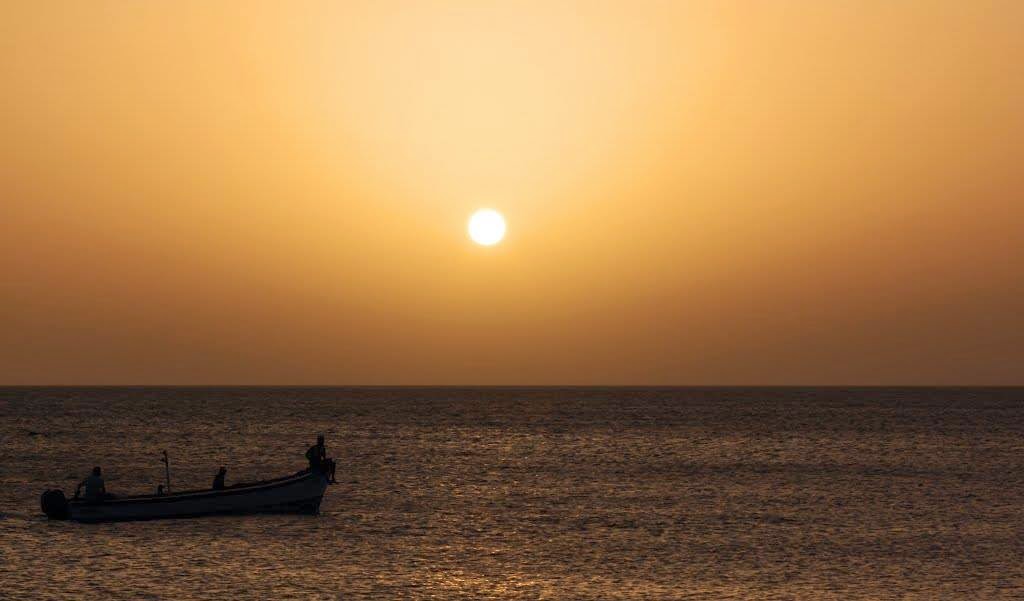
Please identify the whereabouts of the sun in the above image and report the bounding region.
[468,209,506,246]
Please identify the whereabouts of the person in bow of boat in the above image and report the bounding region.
[306,434,337,484]
[212,466,227,490]
[75,466,109,501]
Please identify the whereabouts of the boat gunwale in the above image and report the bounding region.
[69,470,323,507]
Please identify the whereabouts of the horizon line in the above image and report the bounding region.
[2,383,1022,389]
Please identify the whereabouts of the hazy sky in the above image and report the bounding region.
[2,1,1022,385]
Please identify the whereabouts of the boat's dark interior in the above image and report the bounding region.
[71,469,314,503]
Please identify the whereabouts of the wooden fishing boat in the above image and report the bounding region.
[41,469,329,523]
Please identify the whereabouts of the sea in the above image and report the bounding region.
[1,386,1022,599]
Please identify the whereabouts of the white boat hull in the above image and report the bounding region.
[56,471,328,523]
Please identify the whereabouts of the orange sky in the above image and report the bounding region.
[2,1,1022,384]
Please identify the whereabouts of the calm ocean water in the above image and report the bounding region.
[1,386,1023,599]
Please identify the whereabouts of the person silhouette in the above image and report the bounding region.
[212,467,227,490]
[76,466,106,501]
[305,435,337,484]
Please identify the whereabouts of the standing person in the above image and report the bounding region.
[212,467,227,490]
[75,466,106,501]
[306,434,337,484]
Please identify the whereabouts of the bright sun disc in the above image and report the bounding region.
[468,209,506,246]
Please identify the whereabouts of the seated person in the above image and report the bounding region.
[212,467,227,490]
[306,434,337,483]
[75,466,106,501]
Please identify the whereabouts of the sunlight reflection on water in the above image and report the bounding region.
[1,387,1023,599]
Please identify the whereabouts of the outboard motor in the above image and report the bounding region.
[41,489,70,520]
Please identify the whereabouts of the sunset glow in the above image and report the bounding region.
[2,1,1023,384]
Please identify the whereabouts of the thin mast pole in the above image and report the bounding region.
[162,450,172,493]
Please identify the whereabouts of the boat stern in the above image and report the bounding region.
[41,489,70,520]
